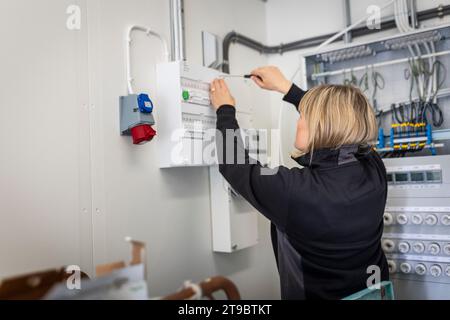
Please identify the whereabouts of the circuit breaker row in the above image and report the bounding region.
[382,238,450,256]
[384,211,450,226]
[387,259,450,280]
[181,113,216,140]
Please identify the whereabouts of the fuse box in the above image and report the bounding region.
[156,61,253,168]
[156,61,219,168]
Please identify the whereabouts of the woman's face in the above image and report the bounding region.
[295,113,309,152]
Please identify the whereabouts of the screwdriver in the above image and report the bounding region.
[220,74,263,81]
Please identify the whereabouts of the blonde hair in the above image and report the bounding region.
[299,84,378,154]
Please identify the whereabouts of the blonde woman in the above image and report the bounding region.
[210,66,389,300]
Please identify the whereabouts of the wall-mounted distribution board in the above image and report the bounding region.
[156,61,220,168]
[302,25,450,112]
[301,24,450,156]
[156,61,259,253]
[156,61,254,168]
[383,155,450,299]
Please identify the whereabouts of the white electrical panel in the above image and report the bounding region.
[156,61,220,168]
[383,155,450,299]
[156,61,259,253]
[156,61,253,168]
[208,127,264,253]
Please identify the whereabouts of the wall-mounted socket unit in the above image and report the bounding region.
[383,208,450,227]
[387,258,450,282]
[382,155,450,298]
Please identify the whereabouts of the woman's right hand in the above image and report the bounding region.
[250,66,292,95]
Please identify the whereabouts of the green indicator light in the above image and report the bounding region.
[182,90,190,101]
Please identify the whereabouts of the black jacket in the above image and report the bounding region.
[215,84,389,300]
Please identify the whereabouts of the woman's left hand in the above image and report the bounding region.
[210,79,235,110]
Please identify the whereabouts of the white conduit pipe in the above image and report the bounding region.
[399,0,414,32]
[394,0,417,64]
[409,0,435,102]
[400,0,436,102]
[422,42,435,102]
[399,0,424,97]
[430,41,438,103]
[170,0,186,61]
[394,0,427,99]
[126,25,170,95]
[401,0,438,102]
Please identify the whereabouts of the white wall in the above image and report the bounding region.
[0,0,280,300]
[0,0,94,279]
[87,0,278,299]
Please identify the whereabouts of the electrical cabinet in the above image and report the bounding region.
[156,61,221,168]
[383,155,450,299]
[302,24,450,299]
[156,61,254,168]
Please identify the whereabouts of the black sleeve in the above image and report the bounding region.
[215,105,294,232]
[282,84,307,112]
